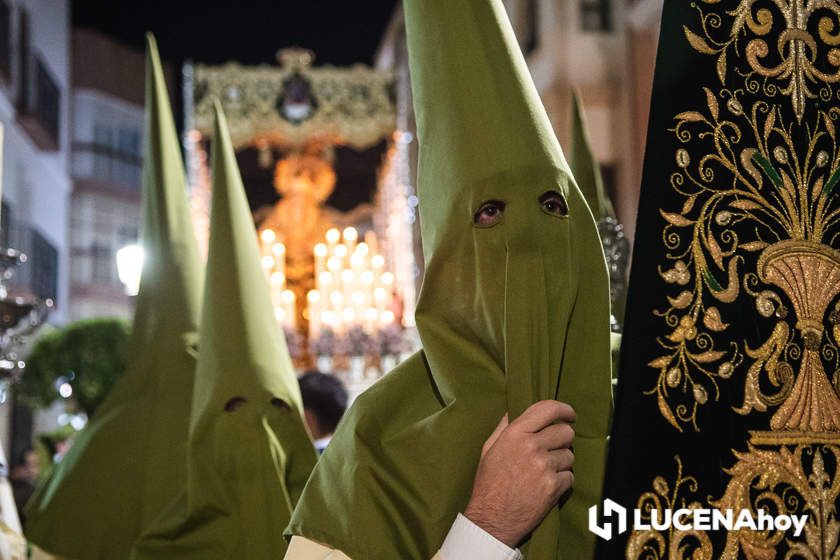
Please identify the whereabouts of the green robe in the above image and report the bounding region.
[287,1,613,558]
[24,34,203,560]
[131,103,317,559]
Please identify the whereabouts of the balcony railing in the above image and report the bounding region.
[17,53,61,150]
[72,143,142,192]
[0,1,10,80]
[5,218,58,303]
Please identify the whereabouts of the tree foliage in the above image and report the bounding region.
[18,318,130,416]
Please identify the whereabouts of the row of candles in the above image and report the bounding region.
[259,229,297,329]
[259,227,397,340]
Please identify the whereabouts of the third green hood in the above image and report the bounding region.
[25,34,203,560]
[570,91,615,222]
[288,1,613,558]
[132,103,317,559]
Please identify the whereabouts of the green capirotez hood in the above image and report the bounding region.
[131,102,317,559]
[287,1,613,559]
[25,34,203,559]
[570,91,615,222]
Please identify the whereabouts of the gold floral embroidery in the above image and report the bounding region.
[648,86,840,432]
[625,457,714,560]
[686,0,840,122]
[714,442,840,559]
[627,1,840,557]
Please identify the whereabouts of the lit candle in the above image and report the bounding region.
[334,244,348,263]
[322,310,337,331]
[364,230,379,255]
[308,290,321,338]
[352,290,366,329]
[272,242,286,277]
[326,228,341,253]
[372,254,385,273]
[260,229,276,256]
[261,255,276,273]
[350,251,364,274]
[341,269,355,318]
[343,227,358,255]
[327,256,342,273]
[374,286,388,313]
[270,271,285,308]
[314,243,328,279]
[330,290,344,310]
[318,270,333,295]
[364,307,378,331]
[380,309,395,325]
[281,289,296,330]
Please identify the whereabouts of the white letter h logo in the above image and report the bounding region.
[589,499,628,540]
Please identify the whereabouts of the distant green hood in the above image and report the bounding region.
[288,1,613,558]
[25,34,203,559]
[570,91,615,222]
[132,103,316,559]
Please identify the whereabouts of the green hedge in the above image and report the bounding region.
[18,318,130,416]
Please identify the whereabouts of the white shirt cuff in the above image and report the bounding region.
[440,513,523,560]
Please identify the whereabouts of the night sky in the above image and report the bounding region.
[73,1,399,66]
[73,0,400,214]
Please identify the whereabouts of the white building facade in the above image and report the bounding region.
[67,30,145,322]
[0,0,72,459]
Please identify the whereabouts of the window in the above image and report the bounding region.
[0,201,9,248]
[83,123,142,189]
[30,229,58,301]
[581,0,611,32]
[91,244,113,284]
[16,7,61,149]
[118,127,140,159]
[17,8,28,105]
[33,57,60,141]
[94,123,114,146]
[117,226,138,247]
[0,0,10,79]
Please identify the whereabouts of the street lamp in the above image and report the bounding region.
[116,244,144,296]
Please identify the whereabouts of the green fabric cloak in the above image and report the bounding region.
[24,35,203,559]
[131,103,317,559]
[568,92,626,344]
[569,92,615,222]
[287,1,613,558]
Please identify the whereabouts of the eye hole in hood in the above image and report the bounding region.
[270,397,291,411]
[224,397,247,412]
[473,200,506,227]
[539,190,568,218]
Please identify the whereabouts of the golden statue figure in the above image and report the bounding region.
[259,151,337,312]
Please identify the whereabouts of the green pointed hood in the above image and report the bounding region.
[570,91,615,221]
[132,103,316,559]
[25,34,203,559]
[130,33,203,355]
[288,1,613,558]
[190,102,308,432]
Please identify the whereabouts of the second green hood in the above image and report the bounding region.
[132,103,316,559]
[24,34,203,560]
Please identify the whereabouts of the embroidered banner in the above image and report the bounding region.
[602,1,840,558]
